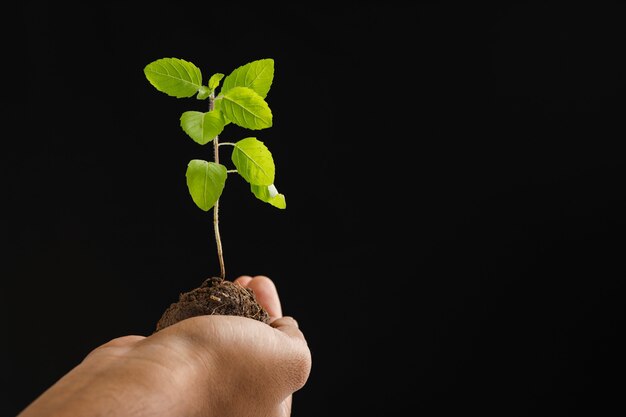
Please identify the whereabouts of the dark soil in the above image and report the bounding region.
[155,277,270,332]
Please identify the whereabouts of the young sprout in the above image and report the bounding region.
[144,57,286,279]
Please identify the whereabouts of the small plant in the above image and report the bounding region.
[143,57,285,330]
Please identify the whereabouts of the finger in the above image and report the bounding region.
[233,275,253,287]
[270,316,312,393]
[270,316,305,341]
[246,275,283,320]
[278,397,293,417]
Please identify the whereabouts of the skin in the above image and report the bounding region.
[17,276,312,417]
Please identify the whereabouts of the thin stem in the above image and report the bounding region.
[209,94,226,280]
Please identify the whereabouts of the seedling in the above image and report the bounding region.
[143,57,285,329]
[144,57,285,279]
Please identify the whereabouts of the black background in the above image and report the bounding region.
[5,2,625,416]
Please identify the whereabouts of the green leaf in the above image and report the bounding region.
[180,111,225,145]
[222,58,274,98]
[208,73,225,90]
[197,85,211,100]
[185,160,227,211]
[218,87,272,130]
[231,137,275,185]
[251,184,286,209]
[144,57,203,98]
[213,99,231,126]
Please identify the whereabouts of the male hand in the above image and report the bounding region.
[18,276,311,417]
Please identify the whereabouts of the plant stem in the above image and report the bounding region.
[209,94,226,280]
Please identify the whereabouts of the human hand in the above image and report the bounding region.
[17,275,311,417]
